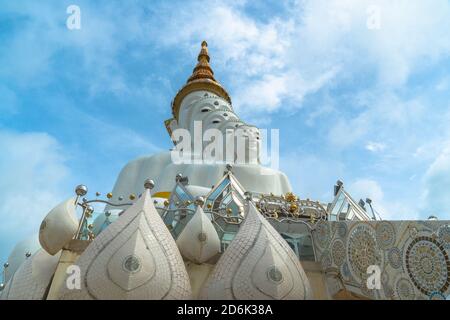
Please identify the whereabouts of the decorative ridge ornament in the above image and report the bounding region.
[59,180,192,300]
[171,41,231,120]
[176,205,221,264]
[200,201,312,300]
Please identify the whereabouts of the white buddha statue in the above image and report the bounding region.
[110,41,292,201]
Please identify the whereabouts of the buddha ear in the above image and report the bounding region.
[164,118,180,145]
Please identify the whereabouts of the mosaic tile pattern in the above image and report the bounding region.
[0,249,60,300]
[347,224,382,282]
[59,190,192,300]
[405,236,449,295]
[438,224,450,250]
[314,220,331,250]
[376,222,396,249]
[314,220,450,300]
[200,202,312,300]
[176,205,221,264]
[331,240,345,267]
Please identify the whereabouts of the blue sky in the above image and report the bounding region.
[1,0,450,263]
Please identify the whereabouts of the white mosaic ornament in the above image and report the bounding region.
[176,205,221,264]
[0,249,60,300]
[59,188,192,300]
[200,202,312,300]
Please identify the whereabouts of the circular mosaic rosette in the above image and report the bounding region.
[347,223,382,282]
[396,277,415,300]
[331,239,346,266]
[314,220,331,250]
[388,247,403,269]
[376,222,396,249]
[429,291,446,300]
[405,236,450,296]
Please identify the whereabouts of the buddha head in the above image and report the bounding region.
[165,42,261,165]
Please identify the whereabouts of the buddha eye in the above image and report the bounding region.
[223,113,228,117]
[212,120,220,124]
[201,108,210,112]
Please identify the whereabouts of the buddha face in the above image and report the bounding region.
[175,90,261,164]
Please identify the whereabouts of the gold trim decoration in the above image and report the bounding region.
[171,41,231,120]
[153,191,171,199]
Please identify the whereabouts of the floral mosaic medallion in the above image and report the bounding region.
[405,236,450,296]
[388,247,402,269]
[429,291,446,300]
[376,222,396,249]
[347,224,382,282]
[331,239,346,266]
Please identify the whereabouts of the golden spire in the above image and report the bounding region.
[171,41,231,120]
[187,41,216,83]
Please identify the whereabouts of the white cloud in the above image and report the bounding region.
[280,151,345,201]
[7,0,448,117]
[0,2,156,97]
[435,76,450,91]
[328,113,370,148]
[81,112,162,155]
[349,179,384,206]
[366,142,386,153]
[348,178,417,220]
[0,130,73,260]
[150,2,338,116]
[327,92,428,152]
[234,67,339,116]
[421,142,450,219]
[294,0,450,86]
[348,179,388,219]
[148,0,450,120]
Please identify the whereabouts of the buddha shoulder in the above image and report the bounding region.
[117,152,172,176]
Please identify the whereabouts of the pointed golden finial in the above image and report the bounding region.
[171,41,232,120]
[187,40,215,83]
